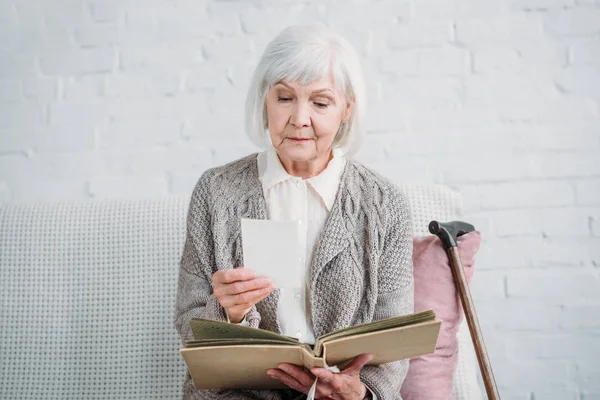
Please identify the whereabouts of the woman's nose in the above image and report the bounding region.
[289,103,311,128]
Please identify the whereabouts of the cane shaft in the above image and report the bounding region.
[447,247,501,400]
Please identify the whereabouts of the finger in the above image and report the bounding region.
[266,368,308,394]
[213,268,255,285]
[213,277,272,297]
[310,367,336,384]
[340,353,373,375]
[218,286,274,308]
[277,363,315,387]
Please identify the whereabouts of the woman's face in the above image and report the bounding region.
[265,74,352,164]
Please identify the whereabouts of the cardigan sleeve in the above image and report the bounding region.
[359,189,414,400]
[173,174,262,344]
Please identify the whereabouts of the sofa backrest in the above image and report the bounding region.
[0,184,479,399]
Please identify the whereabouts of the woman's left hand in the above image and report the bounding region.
[266,353,373,400]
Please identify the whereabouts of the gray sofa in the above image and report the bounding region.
[0,184,482,399]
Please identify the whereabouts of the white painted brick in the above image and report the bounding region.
[506,269,600,304]
[474,236,543,269]
[414,48,470,76]
[33,124,96,153]
[104,72,180,99]
[491,208,596,238]
[154,3,213,42]
[211,144,260,167]
[510,0,576,10]
[106,94,210,122]
[480,300,562,331]
[39,48,115,76]
[577,359,600,392]
[61,75,106,100]
[2,1,600,395]
[87,174,169,199]
[570,38,600,65]
[0,80,22,102]
[0,102,45,131]
[473,40,568,74]
[0,52,37,78]
[529,151,600,179]
[459,180,575,210]
[583,393,600,400]
[506,120,600,151]
[591,213,600,238]
[362,157,445,183]
[47,102,107,128]
[119,43,204,71]
[379,51,419,76]
[227,60,256,89]
[22,78,59,101]
[170,172,205,195]
[181,65,230,92]
[576,179,600,205]
[456,15,544,48]
[86,1,124,23]
[448,151,600,183]
[411,0,508,19]
[531,388,580,400]
[383,77,464,111]
[470,270,506,302]
[472,48,522,74]
[126,143,213,175]
[205,1,254,37]
[557,66,600,101]
[463,74,598,121]
[365,106,408,134]
[388,21,452,49]
[481,236,596,268]
[559,306,600,329]
[443,152,533,183]
[9,177,88,201]
[0,181,10,202]
[74,24,122,48]
[0,3,17,29]
[96,119,182,149]
[353,137,387,165]
[494,358,577,396]
[202,36,255,65]
[543,8,600,36]
[242,3,329,39]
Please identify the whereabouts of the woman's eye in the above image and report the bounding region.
[314,102,328,108]
[278,97,292,102]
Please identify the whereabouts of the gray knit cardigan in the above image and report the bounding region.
[174,153,414,400]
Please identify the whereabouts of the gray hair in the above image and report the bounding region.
[244,25,366,155]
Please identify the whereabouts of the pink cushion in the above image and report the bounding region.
[400,231,481,400]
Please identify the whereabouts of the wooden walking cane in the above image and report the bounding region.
[429,220,501,400]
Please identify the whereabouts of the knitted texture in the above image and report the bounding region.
[0,198,189,399]
[174,154,414,400]
[396,183,483,400]
[0,177,481,400]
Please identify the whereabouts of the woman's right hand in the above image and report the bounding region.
[212,267,274,323]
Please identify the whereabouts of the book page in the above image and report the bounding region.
[189,318,300,343]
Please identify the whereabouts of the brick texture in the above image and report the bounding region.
[1,1,599,398]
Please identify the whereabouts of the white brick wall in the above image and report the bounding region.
[1,0,599,398]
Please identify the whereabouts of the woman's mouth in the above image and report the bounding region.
[287,137,311,143]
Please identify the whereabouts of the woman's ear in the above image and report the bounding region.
[342,97,354,123]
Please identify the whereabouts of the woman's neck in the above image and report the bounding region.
[277,150,333,179]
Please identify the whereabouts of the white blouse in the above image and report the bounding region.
[257,148,346,345]
[254,149,376,399]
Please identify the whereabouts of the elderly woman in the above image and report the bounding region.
[174,25,413,400]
